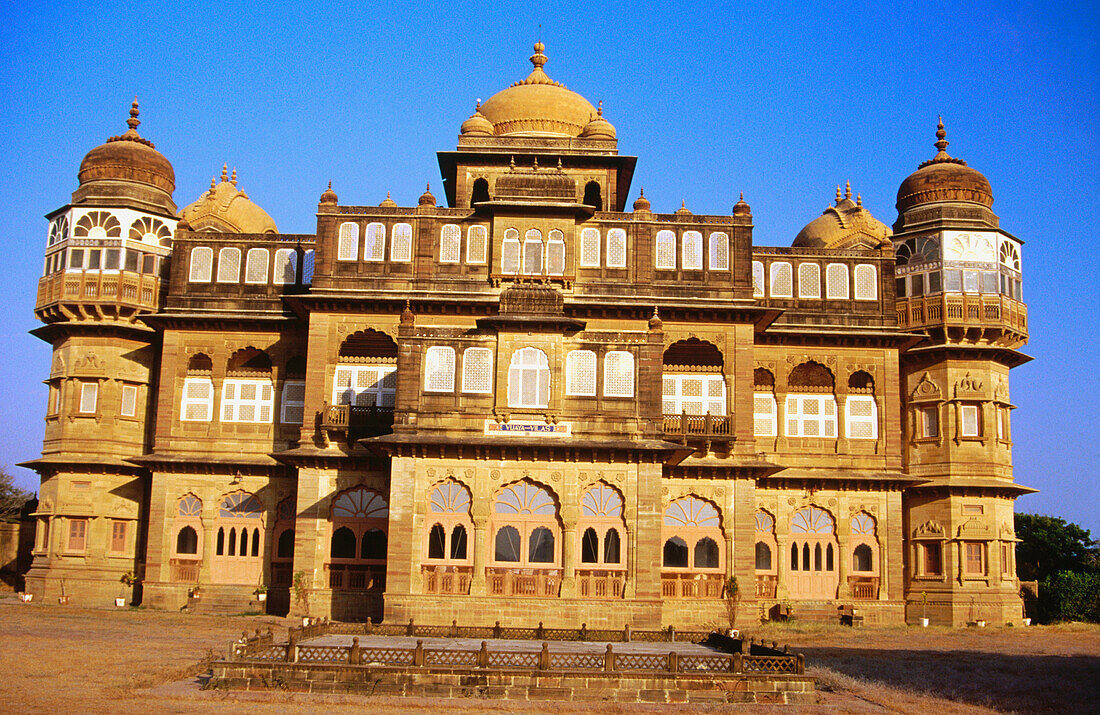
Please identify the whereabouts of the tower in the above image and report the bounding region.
[893,120,1032,625]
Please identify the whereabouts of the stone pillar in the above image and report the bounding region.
[836,525,850,599]
[775,506,790,600]
[633,459,664,624]
[560,517,577,598]
[470,519,488,596]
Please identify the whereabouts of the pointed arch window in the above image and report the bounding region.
[491,481,560,569]
[661,496,724,572]
[425,481,472,564]
[578,484,625,568]
[329,487,388,590]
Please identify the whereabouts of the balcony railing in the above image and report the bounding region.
[35,270,162,315]
[421,565,473,595]
[662,413,734,443]
[755,574,778,599]
[320,403,395,440]
[660,572,724,599]
[487,567,562,597]
[577,569,626,599]
[326,563,386,592]
[848,576,879,600]
[896,293,1027,335]
[169,558,201,584]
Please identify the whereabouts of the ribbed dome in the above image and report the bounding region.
[580,101,616,140]
[794,182,891,249]
[319,181,338,205]
[178,166,277,234]
[418,183,437,206]
[75,100,176,214]
[459,102,494,136]
[897,119,993,214]
[632,188,651,213]
[477,42,599,138]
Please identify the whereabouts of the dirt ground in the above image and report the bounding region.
[1,596,1098,714]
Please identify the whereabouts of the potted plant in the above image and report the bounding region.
[58,579,69,605]
[189,585,202,600]
[117,571,137,607]
[920,591,929,627]
[253,584,268,602]
[723,576,740,632]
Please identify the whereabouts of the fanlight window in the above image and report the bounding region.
[74,211,121,238]
[430,482,472,514]
[276,497,297,522]
[999,241,1021,272]
[581,484,623,518]
[467,225,488,264]
[129,216,171,244]
[851,512,876,536]
[791,506,834,534]
[606,228,627,268]
[663,497,720,528]
[332,488,389,519]
[48,216,69,246]
[390,223,412,262]
[495,482,556,515]
[755,510,774,533]
[219,492,262,519]
[178,494,203,517]
[507,347,550,408]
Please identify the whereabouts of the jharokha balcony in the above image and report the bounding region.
[661,413,734,446]
[35,270,162,321]
[895,293,1027,339]
[320,403,395,441]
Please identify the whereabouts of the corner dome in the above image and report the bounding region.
[319,181,338,205]
[580,101,616,139]
[476,42,600,138]
[459,102,494,136]
[896,119,993,214]
[794,182,891,249]
[178,166,277,234]
[75,100,176,214]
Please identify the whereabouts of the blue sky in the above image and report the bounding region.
[1,1,1097,531]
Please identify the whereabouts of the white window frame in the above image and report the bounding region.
[79,382,98,413]
[221,378,274,423]
[709,232,729,271]
[960,403,981,437]
[798,262,821,299]
[507,347,550,408]
[390,223,413,262]
[280,380,306,424]
[424,346,456,393]
[655,230,676,270]
[854,264,878,300]
[188,246,213,282]
[217,247,241,283]
[501,228,520,274]
[337,222,359,261]
[332,365,396,407]
[440,224,461,263]
[753,392,777,436]
[606,228,627,268]
[579,227,601,268]
[825,263,849,299]
[752,261,765,297]
[522,229,544,275]
[120,384,138,417]
[466,225,488,264]
[244,248,269,284]
[602,351,635,398]
[662,374,727,416]
[547,230,565,276]
[770,262,793,298]
[682,231,703,270]
[785,394,837,438]
[565,350,597,397]
[364,222,385,262]
[460,347,494,394]
[181,377,214,421]
[845,395,878,439]
[272,248,296,284]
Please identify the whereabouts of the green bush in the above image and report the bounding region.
[1037,571,1100,623]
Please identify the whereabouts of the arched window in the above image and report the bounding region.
[606,228,627,268]
[331,527,356,558]
[850,512,878,575]
[825,263,849,299]
[846,371,877,439]
[663,536,689,567]
[507,347,550,408]
[798,263,821,299]
[786,361,837,438]
[603,351,634,397]
[440,224,461,263]
[580,227,600,267]
[854,544,873,572]
[655,230,676,270]
[547,230,565,275]
[273,495,296,587]
[682,231,703,270]
[770,262,792,298]
[74,210,121,238]
[272,248,297,284]
[755,541,772,570]
[522,229,543,275]
[217,247,241,283]
[491,481,559,569]
[752,261,765,297]
[709,232,729,271]
[425,480,472,565]
[470,177,490,206]
[302,249,315,285]
[754,509,777,573]
[334,329,398,407]
[222,348,274,423]
[277,528,295,559]
[662,339,726,416]
[578,483,625,570]
[460,347,493,394]
[181,354,214,422]
[788,506,838,599]
[337,222,359,261]
[854,264,877,300]
[391,223,413,262]
[188,247,213,282]
[176,526,198,554]
[466,225,488,264]
[329,487,388,593]
[565,349,597,397]
[583,180,602,209]
[662,496,724,572]
[364,223,385,262]
[424,346,456,392]
[501,228,520,274]
[244,248,269,283]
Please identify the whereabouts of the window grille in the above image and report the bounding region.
[244,248,269,283]
[662,374,726,415]
[565,350,597,396]
[79,382,98,413]
[364,223,385,262]
[181,378,214,421]
[273,248,297,284]
[655,230,676,269]
[461,347,493,393]
[709,232,729,271]
[547,230,565,275]
[466,225,488,264]
[798,263,821,298]
[854,264,877,299]
[752,261,765,297]
[337,222,359,261]
[390,223,412,262]
[580,227,600,267]
[522,229,543,275]
[682,231,703,270]
[753,392,777,436]
[217,247,241,283]
[507,347,550,408]
[581,484,623,518]
[501,228,520,274]
[430,482,472,514]
[845,395,877,439]
[424,346,456,392]
[332,365,397,406]
[281,380,305,424]
[302,249,315,285]
[188,247,213,282]
[440,224,461,263]
[603,351,635,397]
[120,385,138,417]
[606,228,627,268]
[770,262,792,297]
[825,263,849,299]
[785,394,837,437]
[221,379,274,423]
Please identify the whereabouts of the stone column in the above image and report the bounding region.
[469,518,488,596]
[775,506,790,600]
[836,523,850,599]
[560,516,577,598]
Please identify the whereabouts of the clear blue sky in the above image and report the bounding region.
[1,1,1097,531]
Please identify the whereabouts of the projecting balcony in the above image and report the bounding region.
[661,413,735,446]
[896,293,1028,339]
[319,402,395,441]
[35,270,162,321]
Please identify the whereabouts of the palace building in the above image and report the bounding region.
[22,43,1033,627]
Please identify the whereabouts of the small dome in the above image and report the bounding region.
[178,166,278,234]
[632,188,651,212]
[477,42,599,137]
[319,181,338,205]
[580,101,616,140]
[418,183,436,206]
[379,192,397,207]
[896,118,993,214]
[733,192,751,217]
[675,200,692,216]
[460,102,494,136]
[793,181,890,249]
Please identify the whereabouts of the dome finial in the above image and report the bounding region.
[127,97,140,131]
[530,40,548,70]
[845,180,852,200]
[835,185,842,204]
[857,193,863,207]
[231,168,238,186]
[740,191,744,200]
[597,100,603,117]
[221,164,229,182]
[209,176,216,192]
[935,116,948,152]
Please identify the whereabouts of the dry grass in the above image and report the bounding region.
[1,596,1098,713]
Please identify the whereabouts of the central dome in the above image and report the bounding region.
[476,42,601,138]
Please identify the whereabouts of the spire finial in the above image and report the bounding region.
[845,180,852,200]
[221,164,228,182]
[856,193,863,207]
[425,182,431,192]
[640,187,645,197]
[530,39,548,70]
[934,116,949,154]
[127,97,140,131]
[386,191,391,199]
[510,155,516,169]
[597,100,603,117]
[209,176,216,192]
[475,99,481,111]
[836,185,842,204]
[533,156,539,169]
[328,180,332,189]
[231,168,238,186]
[740,191,744,200]
[681,199,686,209]
[557,157,562,170]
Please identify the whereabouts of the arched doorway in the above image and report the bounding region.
[787,506,838,599]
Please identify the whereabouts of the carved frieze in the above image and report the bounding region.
[913,519,945,538]
[954,372,986,399]
[910,372,942,403]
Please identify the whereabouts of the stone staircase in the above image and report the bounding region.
[788,602,843,623]
[186,584,265,615]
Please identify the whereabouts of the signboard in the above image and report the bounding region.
[484,419,572,437]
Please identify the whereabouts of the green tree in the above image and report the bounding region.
[0,466,35,522]
[1015,513,1098,582]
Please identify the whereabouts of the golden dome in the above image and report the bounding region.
[632,188,651,213]
[319,181,338,205]
[733,192,752,217]
[793,182,891,249]
[178,166,277,234]
[418,183,436,206]
[580,101,616,140]
[379,192,397,207]
[896,118,992,213]
[460,102,494,136]
[477,42,599,137]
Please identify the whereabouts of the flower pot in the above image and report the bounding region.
[58,596,69,605]
[115,598,126,607]
[19,593,32,603]
[256,592,267,602]
[1023,618,1031,626]
[920,617,929,627]
[976,620,987,627]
